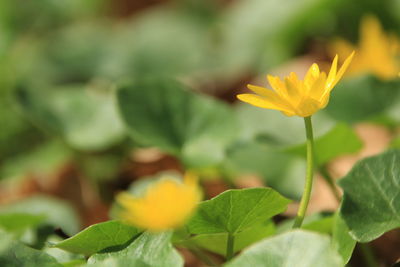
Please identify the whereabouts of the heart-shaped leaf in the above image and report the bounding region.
[187,188,290,235]
[339,149,400,242]
[187,220,275,256]
[117,78,238,168]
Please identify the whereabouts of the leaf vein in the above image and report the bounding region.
[366,164,400,221]
[233,191,270,234]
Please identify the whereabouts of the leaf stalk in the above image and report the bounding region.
[226,233,235,261]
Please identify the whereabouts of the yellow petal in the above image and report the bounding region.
[295,98,321,117]
[309,72,327,101]
[304,63,320,88]
[247,84,294,108]
[282,110,296,117]
[237,50,353,117]
[237,94,292,113]
[319,92,331,109]
[184,171,198,186]
[247,84,273,97]
[360,15,383,50]
[284,74,302,104]
[326,55,338,90]
[287,72,301,86]
[117,192,137,208]
[267,75,288,97]
[329,15,399,80]
[332,51,355,88]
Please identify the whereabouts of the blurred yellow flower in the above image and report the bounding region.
[237,53,354,117]
[330,15,400,80]
[117,173,201,232]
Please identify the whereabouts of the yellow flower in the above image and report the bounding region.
[330,15,400,80]
[237,53,354,117]
[117,173,201,232]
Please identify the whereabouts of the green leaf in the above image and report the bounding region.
[40,22,112,83]
[390,135,400,149]
[339,149,400,242]
[277,212,334,235]
[219,0,336,76]
[0,231,62,267]
[61,259,86,267]
[187,188,290,235]
[331,213,356,264]
[224,230,343,267]
[223,141,305,200]
[117,78,238,168]
[325,75,400,123]
[43,236,85,265]
[385,93,400,125]
[0,195,80,236]
[54,221,141,256]
[0,141,71,181]
[101,9,214,79]
[88,232,183,267]
[302,216,334,234]
[0,78,44,162]
[2,0,105,36]
[87,258,150,267]
[287,123,363,165]
[15,84,125,151]
[0,213,45,234]
[188,220,275,256]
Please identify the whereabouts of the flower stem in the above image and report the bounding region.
[359,243,378,267]
[226,233,235,261]
[293,116,315,228]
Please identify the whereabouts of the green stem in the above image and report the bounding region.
[293,116,315,228]
[319,165,341,202]
[359,243,378,267]
[226,234,235,261]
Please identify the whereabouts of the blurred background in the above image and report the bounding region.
[2,0,400,265]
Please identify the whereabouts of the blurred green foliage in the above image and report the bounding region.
[2,0,399,168]
[2,0,400,265]
[117,78,238,168]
